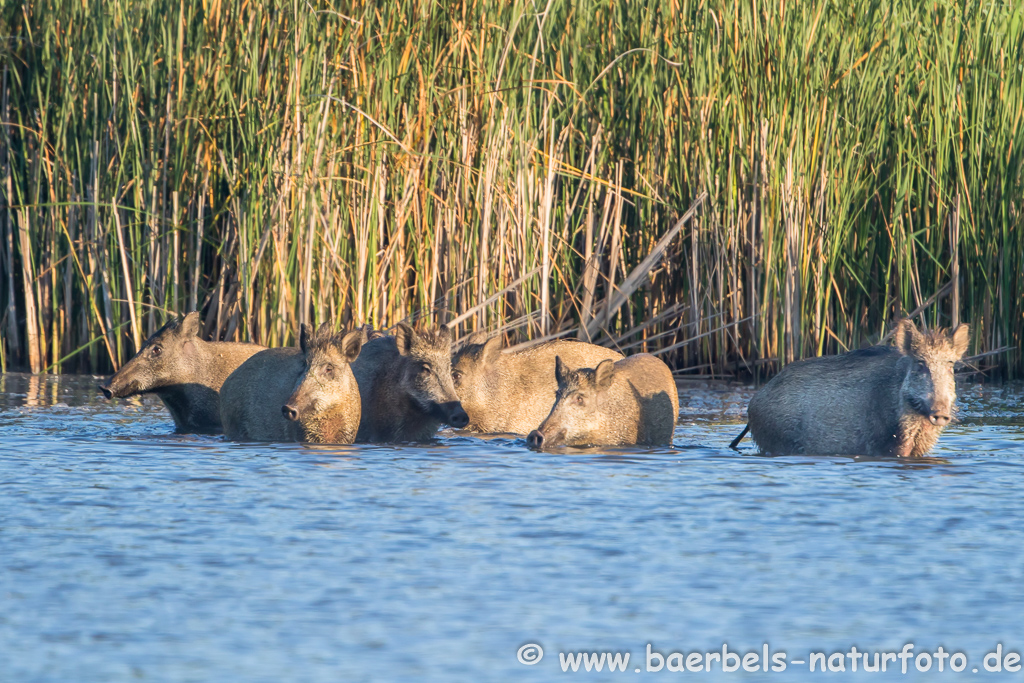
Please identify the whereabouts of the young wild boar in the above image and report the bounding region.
[731,319,970,457]
[350,322,468,442]
[451,333,623,435]
[526,353,679,449]
[98,312,263,434]
[282,326,364,443]
[220,323,363,442]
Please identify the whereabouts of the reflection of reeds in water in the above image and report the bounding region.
[24,374,42,407]
[0,372,56,407]
[0,1,1021,377]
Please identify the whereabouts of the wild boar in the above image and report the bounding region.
[526,353,679,448]
[98,312,263,434]
[451,333,623,434]
[220,323,363,443]
[350,322,468,442]
[282,326,364,443]
[731,319,970,457]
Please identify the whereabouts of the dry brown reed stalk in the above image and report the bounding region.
[0,0,1020,379]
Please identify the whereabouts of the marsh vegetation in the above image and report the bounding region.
[1,0,1021,376]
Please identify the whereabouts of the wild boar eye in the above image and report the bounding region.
[323,364,334,377]
[451,370,462,384]
[575,394,584,406]
[151,345,162,358]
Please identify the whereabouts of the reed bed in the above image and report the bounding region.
[1,0,1022,377]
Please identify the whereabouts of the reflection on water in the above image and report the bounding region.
[0,371,58,407]
[1,373,1023,681]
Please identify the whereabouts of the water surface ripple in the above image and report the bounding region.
[1,374,1023,681]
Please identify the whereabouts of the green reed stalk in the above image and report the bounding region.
[0,0,1021,377]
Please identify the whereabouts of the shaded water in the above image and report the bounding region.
[1,373,1023,682]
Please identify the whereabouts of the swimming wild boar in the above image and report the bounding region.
[350,322,468,442]
[527,353,679,449]
[282,326,364,443]
[732,319,970,457]
[220,323,364,443]
[451,333,623,434]
[98,312,263,434]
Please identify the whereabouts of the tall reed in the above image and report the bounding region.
[1,0,1021,377]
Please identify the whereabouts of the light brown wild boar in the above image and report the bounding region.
[98,312,263,434]
[283,326,364,443]
[451,333,623,434]
[527,353,679,448]
[350,322,468,442]
[731,319,970,457]
[220,324,363,443]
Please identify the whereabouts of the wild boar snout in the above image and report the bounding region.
[929,405,952,426]
[445,402,469,429]
[527,426,565,450]
[282,403,300,422]
[99,377,135,399]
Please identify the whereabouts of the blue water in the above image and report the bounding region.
[1,373,1023,682]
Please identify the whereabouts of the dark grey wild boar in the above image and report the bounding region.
[220,323,363,443]
[451,333,623,434]
[350,322,468,442]
[98,312,263,434]
[732,319,970,457]
[527,353,679,449]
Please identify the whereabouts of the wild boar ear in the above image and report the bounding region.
[594,359,617,390]
[465,330,489,347]
[951,324,970,358]
[439,324,453,344]
[481,335,504,366]
[340,329,364,364]
[179,312,201,338]
[299,324,311,354]
[893,319,918,355]
[394,322,415,356]
[554,355,569,387]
